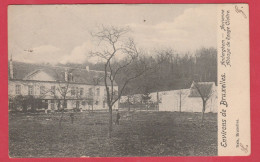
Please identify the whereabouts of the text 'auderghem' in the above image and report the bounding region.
[220,9,231,67]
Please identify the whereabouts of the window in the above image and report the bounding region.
[104,88,107,96]
[71,87,75,96]
[43,100,48,109]
[103,100,106,108]
[76,87,79,96]
[63,100,67,108]
[96,87,100,96]
[28,85,34,95]
[113,90,118,96]
[76,101,80,108]
[50,100,55,110]
[15,85,21,95]
[40,86,45,95]
[68,73,74,82]
[51,86,55,95]
[61,86,66,94]
[80,88,84,96]
[89,88,93,96]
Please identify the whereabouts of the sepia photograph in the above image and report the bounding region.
[8,4,219,157]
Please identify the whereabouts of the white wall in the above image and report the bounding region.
[8,80,118,110]
[159,89,218,113]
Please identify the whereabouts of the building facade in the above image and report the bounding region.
[8,59,118,111]
[159,82,217,113]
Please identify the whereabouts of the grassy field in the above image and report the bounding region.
[9,111,217,157]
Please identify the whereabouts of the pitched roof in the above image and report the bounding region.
[189,82,215,97]
[9,61,116,86]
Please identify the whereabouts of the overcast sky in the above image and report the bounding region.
[8,4,217,64]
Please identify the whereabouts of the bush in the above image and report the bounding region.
[9,95,44,112]
[10,95,26,112]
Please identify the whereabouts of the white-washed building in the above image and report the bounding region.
[8,59,118,111]
[159,82,217,113]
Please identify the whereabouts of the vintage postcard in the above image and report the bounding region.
[7,4,250,157]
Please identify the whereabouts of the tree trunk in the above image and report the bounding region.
[128,96,130,112]
[22,106,27,113]
[157,92,159,111]
[179,92,182,112]
[92,103,94,113]
[31,100,35,112]
[108,105,113,138]
[22,100,27,113]
[59,100,65,128]
[201,100,206,123]
[59,109,64,128]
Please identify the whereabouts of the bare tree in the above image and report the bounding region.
[46,70,77,128]
[176,81,191,112]
[176,89,188,113]
[142,91,152,111]
[54,82,71,128]
[90,26,154,138]
[191,81,214,123]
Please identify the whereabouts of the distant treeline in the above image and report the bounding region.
[57,47,217,95]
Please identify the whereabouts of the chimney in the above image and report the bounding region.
[86,66,89,72]
[9,55,14,79]
[65,69,68,82]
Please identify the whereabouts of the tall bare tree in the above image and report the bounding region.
[90,26,154,138]
[54,81,71,128]
[46,69,79,128]
[176,89,188,112]
[191,81,214,123]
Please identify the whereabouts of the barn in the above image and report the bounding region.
[159,82,217,113]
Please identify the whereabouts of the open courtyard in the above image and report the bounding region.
[9,111,217,157]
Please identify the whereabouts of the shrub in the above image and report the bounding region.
[10,95,43,112]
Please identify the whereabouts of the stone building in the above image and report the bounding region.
[8,58,118,111]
